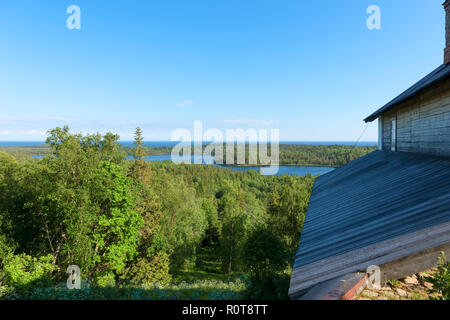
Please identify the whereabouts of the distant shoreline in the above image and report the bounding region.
[0,141,377,147]
[216,163,336,169]
[2,144,375,172]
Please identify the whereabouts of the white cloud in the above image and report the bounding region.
[33,114,79,122]
[99,120,132,126]
[219,118,279,127]
[0,114,79,123]
[0,129,46,139]
[0,130,11,136]
[177,99,194,108]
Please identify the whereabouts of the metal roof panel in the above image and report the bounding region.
[293,150,450,269]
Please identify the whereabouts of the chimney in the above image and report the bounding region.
[444,0,450,64]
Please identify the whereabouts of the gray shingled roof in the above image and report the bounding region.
[289,150,450,298]
[364,64,450,122]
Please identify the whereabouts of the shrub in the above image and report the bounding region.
[2,253,54,289]
[424,252,450,300]
[127,254,172,286]
[241,227,290,299]
[94,272,116,288]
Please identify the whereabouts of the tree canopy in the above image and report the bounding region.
[0,126,333,299]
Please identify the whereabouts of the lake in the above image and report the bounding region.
[0,141,377,147]
[128,154,335,177]
[31,153,334,176]
[20,141,357,176]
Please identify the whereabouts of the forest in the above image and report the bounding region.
[205,144,376,167]
[0,127,373,300]
[1,143,376,167]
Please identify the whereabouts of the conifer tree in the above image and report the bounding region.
[134,127,145,161]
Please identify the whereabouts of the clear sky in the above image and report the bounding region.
[0,0,446,141]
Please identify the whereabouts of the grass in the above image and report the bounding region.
[173,270,229,283]
[173,245,245,283]
[0,279,247,300]
[386,279,402,287]
[0,244,249,300]
[409,292,428,300]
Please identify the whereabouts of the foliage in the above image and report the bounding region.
[214,144,376,167]
[269,175,314,255]
[273,144,376,167]
[0,146,51,161]
[1,143,376,169]
[386,279,402,288]
[242,228,289,281]
[2,253,54,289]
[0,152,18,263]
[0,127,374,300]
[201,198,220,244]
[0,280,246,300]
[217,180,248,277]
[151,171,208,269]
[241,227,290,299]
[91,161,143,274]
[133,127,145,161]
[94,272,116,288]
[0,127,140,282]
[125,254,172,286]
[244,273,291,300]
[424,252,450,300]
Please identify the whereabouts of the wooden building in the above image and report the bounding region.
[289,2,450,299]
[365,65,450,157]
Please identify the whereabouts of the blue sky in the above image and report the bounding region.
[0,0,445,141]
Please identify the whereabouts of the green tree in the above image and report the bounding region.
[3,127,141,283]
[0,152,18,264]
[242,227,290,299]
[217,180,248,279]
[220,212,247,280]
[269,175,314,255]
[201,197,220,244]
[152,172,208,269]
[91,161,143,276]
[133,127,145,161]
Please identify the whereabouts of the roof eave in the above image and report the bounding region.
[363,64,450,123]
[364,114,379,123]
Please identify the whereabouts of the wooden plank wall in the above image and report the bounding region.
[382,78,450,157]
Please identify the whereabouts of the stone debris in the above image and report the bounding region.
[362,290,379,298]
[396,288,408,297]
[382,291,398,299]
[354,268,441,300]
[403,275,419,285]
[379,287,392,291]
[423,282,433,290]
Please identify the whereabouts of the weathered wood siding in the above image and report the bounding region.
[381,77,450,157]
